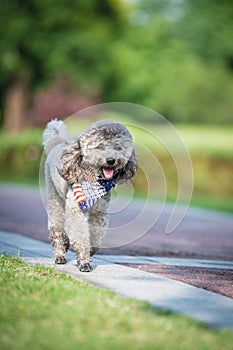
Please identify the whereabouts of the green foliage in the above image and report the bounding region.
[1,0,233,125]
[107,1,233,124]
[176,0,233,62]
[0,129,42,184]
[0,0,126,90]
[1,254,232,350]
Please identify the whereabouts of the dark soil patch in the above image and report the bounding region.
[125,264,233,299]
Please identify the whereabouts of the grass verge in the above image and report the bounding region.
[0,254,232,350]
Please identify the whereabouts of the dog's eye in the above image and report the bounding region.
[114,145,122,151]
[95,143,105,150]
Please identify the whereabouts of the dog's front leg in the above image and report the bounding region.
[64,189,92,272]
[88,194,111,257]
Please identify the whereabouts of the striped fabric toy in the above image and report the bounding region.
[72,168,115,212]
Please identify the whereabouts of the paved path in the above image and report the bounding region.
[0,183,233,260]
[1,230,233,330]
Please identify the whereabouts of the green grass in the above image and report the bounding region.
[132,123,233,158]
[190,195,233,213]
[66,118,233,158]
[0,254,232,350]
[175,125,233,158]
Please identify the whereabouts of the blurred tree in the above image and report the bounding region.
[176,0,233,68]
[106,0,233,124]
[0,0,127,132]
[130,0,233,68]
[1,0,232,128]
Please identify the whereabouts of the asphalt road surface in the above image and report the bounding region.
[0,183,232,260]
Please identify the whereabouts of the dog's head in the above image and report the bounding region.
[61,120,137,185]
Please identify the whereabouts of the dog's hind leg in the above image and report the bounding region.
[47,185,69,264]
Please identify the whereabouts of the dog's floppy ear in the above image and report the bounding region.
[60,140,83,184]
[115,148,137,185]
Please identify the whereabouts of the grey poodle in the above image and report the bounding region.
[43,119,137,272]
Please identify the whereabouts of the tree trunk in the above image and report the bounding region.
[3,75,28,133]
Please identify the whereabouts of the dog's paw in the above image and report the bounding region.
[79,263,92,272]
[55,257,67,264]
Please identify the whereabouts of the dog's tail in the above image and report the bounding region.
[42,119,71,155]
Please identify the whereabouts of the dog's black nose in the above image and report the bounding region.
[106,157,115,166]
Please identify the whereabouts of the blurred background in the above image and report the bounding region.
[0,0,232,212]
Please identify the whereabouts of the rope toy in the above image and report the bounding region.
[72,168,115,212]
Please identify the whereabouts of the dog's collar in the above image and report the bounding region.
[72,178,115,212]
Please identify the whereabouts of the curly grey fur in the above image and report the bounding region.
[43,119,137,272]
